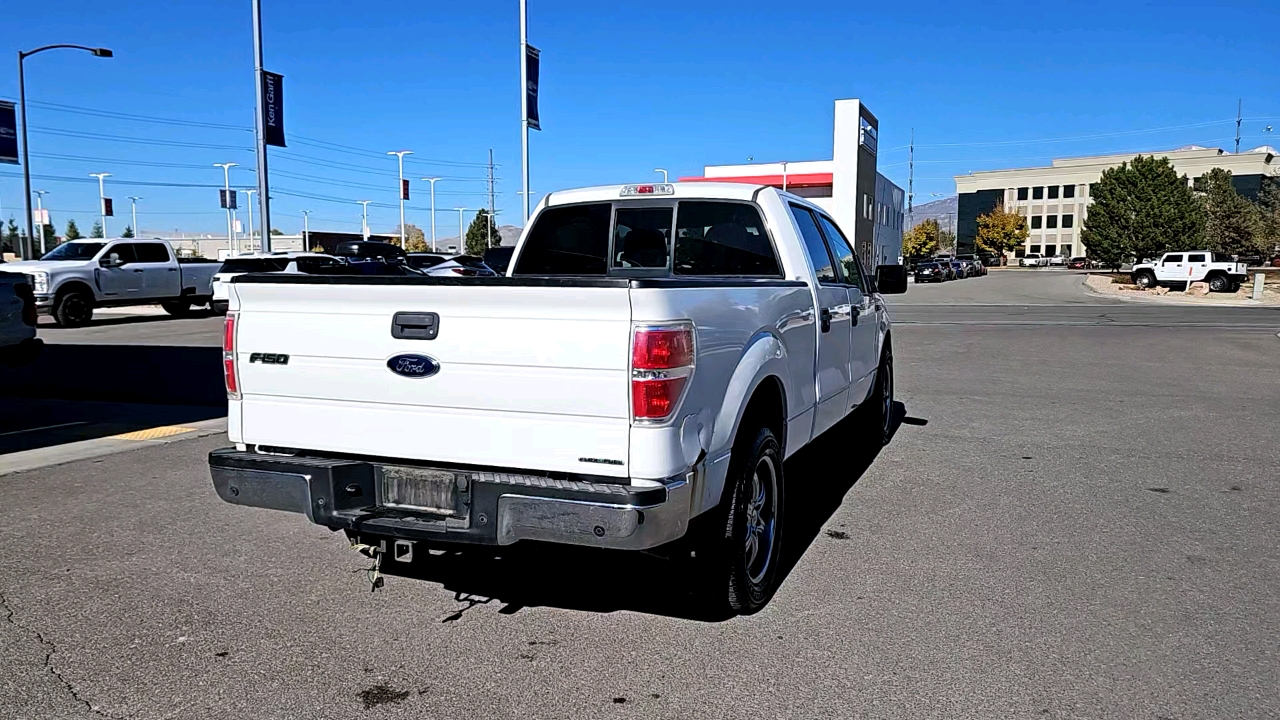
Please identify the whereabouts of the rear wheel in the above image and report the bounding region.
[697,426,785,615]
[53,290,94,327]
[161,300,193,316]
[865,338,895,446]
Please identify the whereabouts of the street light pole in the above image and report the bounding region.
[214,163,238,256]
[387,150,413,246]
[89,173,111,237]
[251,0,272,253]
[654,168,668,183]
[32,190,48,254]
[422,177,441,252]
[301,210,310,250]
[127,196,142,239]
[520,0,530,222]
[357,200,372,240]
[240,189,257,252]
[455,207,469,253]
[18,44,113,258]
[780,161,789,193]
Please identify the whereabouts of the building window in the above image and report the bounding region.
[1015,247,1026,258]
[1017,187,1029,201]
[1063,185,1076,199]
[1192,176,1206,192]
[1031,216,1043,229]
[1046,215,1058,229]
[1045,244,1057,257]
[1062,214,1074,228]
[1030,244,1042,254]
[1048,185,1059,199]
[1032,186,1044,200]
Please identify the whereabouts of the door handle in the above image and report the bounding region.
[391,311,440,340]
[819,308,832,333]
[132,269,146,273]
[167,268,178,272]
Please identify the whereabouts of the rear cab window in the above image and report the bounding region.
[513,199,782,278]
[220,258,292,273]
[1163,254,1184,264]
[1187,253,1206,263]
[133,243,172,263]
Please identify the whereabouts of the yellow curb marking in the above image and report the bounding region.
[110,426,198,442]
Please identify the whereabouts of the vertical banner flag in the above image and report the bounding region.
[525,45,541,131]
[0,101,18,165]
[262,71,286,147]
[103,198,114,217]
[401,178,410,201]
[220,190,237,210]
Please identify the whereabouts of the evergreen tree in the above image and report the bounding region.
[465,209,498,256]
[3,217,19,254]
[121,225,135,238]
[65,219,83,240]
[90,220,104,238]
[1199,169,1263,256]
[975,206,1028,255]
[1081,155,1202,269]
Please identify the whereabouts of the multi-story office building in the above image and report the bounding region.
[953,145,1279,259]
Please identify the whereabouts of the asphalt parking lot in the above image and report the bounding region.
[3,272,1279,719]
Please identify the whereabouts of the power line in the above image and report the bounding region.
[0,171,222,188]
[28,126,254,151]
[881,119,1235,152]
[31,152,256,171]
[24,100,252,131]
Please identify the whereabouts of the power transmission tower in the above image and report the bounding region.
[1235,99,1242,154]
[487,149,496,247]
[907,128,914,227]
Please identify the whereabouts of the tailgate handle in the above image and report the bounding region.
[391,312,439,340]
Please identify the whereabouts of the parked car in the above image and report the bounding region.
[1067,256,1090,269]
[950,259,970,278]
[914,262,947,282]
[406,253,498,277]
[1130,251,1249,292]
[210,182,908,614]
[6,239,220,327]
[483,246,516,275]
[956,254,987,277]
[1019,253,1045,267]
[0,272,41,367]
[211,253,337,314]
[1046,255,1067,267]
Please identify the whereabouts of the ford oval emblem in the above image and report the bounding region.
[387,353,440,378]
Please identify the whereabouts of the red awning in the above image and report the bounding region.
[678,173,834,189]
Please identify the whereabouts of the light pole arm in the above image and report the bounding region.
[20,44,112,59]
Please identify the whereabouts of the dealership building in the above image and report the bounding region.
[953,145,1280,259]
[681,98,905,269]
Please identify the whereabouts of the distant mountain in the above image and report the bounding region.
[431,225,523,250]
[907,196,957,231]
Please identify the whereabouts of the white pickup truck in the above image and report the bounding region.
[7,239,221,326]
[208,182,907,613]
[1130,251,1249,292]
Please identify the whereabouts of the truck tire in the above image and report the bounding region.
[865,338,895,447]
[1229,281,1241,293]
[161,300,193,317]
[1207,274,1230,293]
[699,426,786,615]
[1133,271,1156,289]
[53,289,94,327]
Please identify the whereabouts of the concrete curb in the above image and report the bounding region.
[0,417,227,476]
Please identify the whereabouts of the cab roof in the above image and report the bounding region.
[544,182,772,208]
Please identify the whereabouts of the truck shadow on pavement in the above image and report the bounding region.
[378,402,919,622]
[0,343,225,454]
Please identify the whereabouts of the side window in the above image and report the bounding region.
[1187,253,1206,262]
[611,206,672,270]
[673,201,780,277]
[512,203,611,275]
[789,205,837,283]
[107,243,137,264]
[816,214,864,291]
[1163,254,1183,264]
[133,243,171,263]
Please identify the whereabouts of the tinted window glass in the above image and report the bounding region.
[1163,254,1183,264]
[405,254,449,269]
[674,202,780,277]
[1048,185,1060,199]
[220,257,290,273]
[1046,215,1058,229]
[1017,187,1029,201]
[1062,214,1074,228]
[790,205,837,283]
[293,256,349,274]
[1063,185,1076,198]
[453,256,490,269]
[107,243,137,263]
[513,203,611,275]
[816,214,863,290]
[1031,216,1042,229]
[1188,253,1206,262]
[1033,186,1045,200]
[42,242,105,261]
[612,206,672,270]
[133,243,170,263]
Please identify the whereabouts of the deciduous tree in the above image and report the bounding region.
[902,218,940,257]
[1081,155,1202,269]
[975,205,1028,255]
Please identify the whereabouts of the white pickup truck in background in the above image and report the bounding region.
[6,239,221,327]
[209,182,907,613]
[1130,251,1249,292]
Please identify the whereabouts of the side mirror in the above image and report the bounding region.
[99,253,123,268]
[876,264,908,294]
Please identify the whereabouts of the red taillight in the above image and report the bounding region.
[449,267,477,276]
[223,313,240,399]
[631,324,694,421]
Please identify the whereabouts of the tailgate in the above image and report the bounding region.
[229,280,634,477]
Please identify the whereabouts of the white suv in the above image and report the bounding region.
[1019,253,1044,267]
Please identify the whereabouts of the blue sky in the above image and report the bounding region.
[2,0,1278,238]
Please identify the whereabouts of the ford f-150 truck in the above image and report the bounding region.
[7,239,220,326]
[209,183,907,613]
[1130,251,1248,292]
